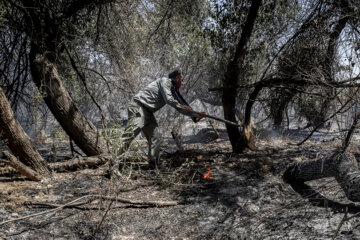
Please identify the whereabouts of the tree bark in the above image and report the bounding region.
[29,49,108,156]
[313,0,352,126]
[18,0,109,157]
[222,0,262,153]
[51,155,110,172]
[271,90,297,129]
[0,87,50,176]
[284,150,360,202]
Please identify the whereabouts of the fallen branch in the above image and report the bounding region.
[50,155,111,172]
[92,195,179,207]
[0,155,112,180]
[0,165,17,176]
[0,195,91,226]
[92,198,115,237]
[1,151,42,181]
[0,195,178,226]
[29,195,178,208]
[331,208,348,240]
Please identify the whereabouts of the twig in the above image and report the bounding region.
[92,198,115,237]
[344,210,360,221]
[342,112,360,151]
[0,195,91,226]
[297,99,354,146]
[64,44,106,126]
[93,195,178,206]
[331,207,348,240]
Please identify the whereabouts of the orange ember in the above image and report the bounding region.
[203,169,214,179]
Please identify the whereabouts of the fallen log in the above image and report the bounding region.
[283,150,360,202]
[1,154,112,180]
[50,155,111,172]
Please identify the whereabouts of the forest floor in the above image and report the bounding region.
[1,128,360,239]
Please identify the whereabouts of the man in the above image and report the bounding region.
[111,70,204,174]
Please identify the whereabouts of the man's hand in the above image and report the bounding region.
[176,105,206,120]
[179,105,193,112]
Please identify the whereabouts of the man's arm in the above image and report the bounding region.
[159,78,180,108]
[159,78,205,121]
[175,105,206,121]
[159,79,193,115]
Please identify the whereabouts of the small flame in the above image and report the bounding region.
[203,169,214,179]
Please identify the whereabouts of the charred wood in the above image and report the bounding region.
[284,150,360,202]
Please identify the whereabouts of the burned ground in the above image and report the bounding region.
[1,129,360,239]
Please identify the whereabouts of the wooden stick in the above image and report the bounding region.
[0,195,91,226]
[30,196,178,208]
[92,198,115,236]
[92,195,178,206]
[0,195,178,226]
[176,105,242,127]
[331,207,348,240]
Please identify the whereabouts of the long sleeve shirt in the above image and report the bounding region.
[133,77,199,122]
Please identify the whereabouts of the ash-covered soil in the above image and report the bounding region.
[1,128,360,239]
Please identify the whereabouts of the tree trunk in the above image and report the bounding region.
[222,0,262,153]
[29,48,108,156]
[18,0,109,157]
[271,90,296,129]
[311,0,352,126]
[283,150,360,202]
[0,87,50,177]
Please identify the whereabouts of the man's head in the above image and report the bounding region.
[169,69,183,87]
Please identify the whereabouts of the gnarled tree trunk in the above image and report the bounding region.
[222,0,262,153]
[284,150,360,202]
[310,0,352,126]
[0,87,50,178]
[29,48,108,156]
[270,90,297,129]
[18,0,109,157]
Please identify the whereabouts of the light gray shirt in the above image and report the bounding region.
[133,77,196,119]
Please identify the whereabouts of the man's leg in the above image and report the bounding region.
[111,101,144,177]
[121,101,146,151]
[142,115,162,165]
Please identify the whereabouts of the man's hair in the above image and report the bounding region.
[168,69,182,79]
